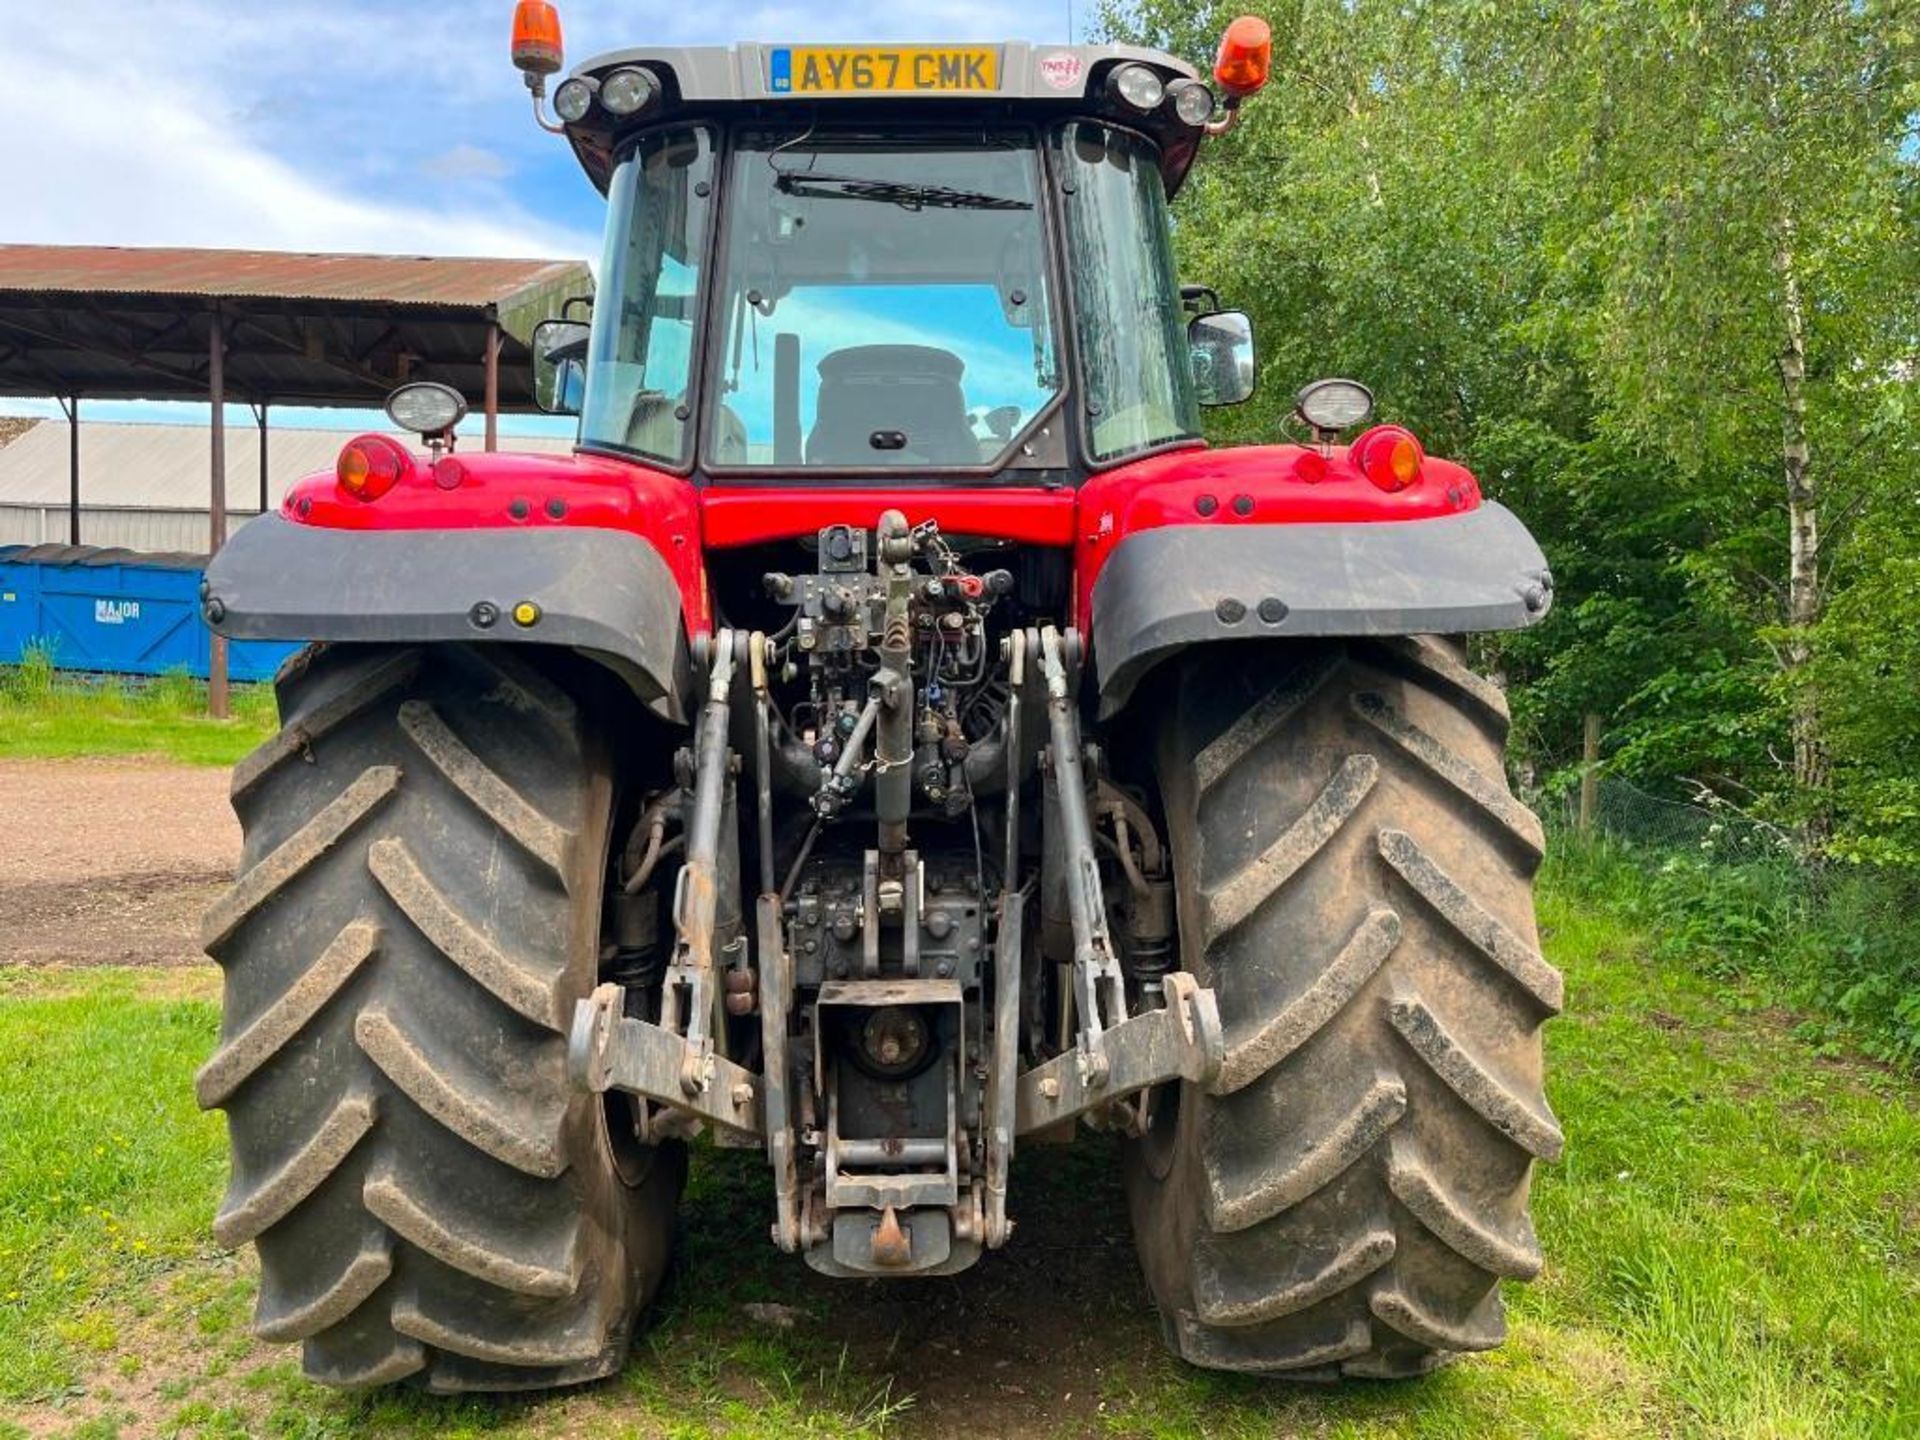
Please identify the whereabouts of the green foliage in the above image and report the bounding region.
[1483,420,1784,786]
[1100,0,1920,860]
[1548,833,1920,1066]
[1814,538,1920,865]
[0,641,57,704]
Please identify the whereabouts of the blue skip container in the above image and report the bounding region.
[0,544,299,684]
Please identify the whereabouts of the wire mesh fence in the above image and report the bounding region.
[1531,775,1920,1065]
[1537,774,1804,865]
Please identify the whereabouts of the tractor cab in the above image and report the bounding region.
[515,24,1269,481]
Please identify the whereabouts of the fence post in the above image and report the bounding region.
[1578,713,1602,834]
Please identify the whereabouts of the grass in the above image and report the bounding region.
[0,649,275,766]
[1544,833,1920,1067]
[1,859,1917,1437]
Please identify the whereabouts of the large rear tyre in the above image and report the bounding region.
[1124,638,1560,1379]
[199,643,684,1392]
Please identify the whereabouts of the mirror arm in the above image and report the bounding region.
[1179,283,1220,315]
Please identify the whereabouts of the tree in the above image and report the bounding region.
[1511,0,1920,834]
[1103,0,1920,844]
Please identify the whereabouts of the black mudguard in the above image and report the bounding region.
[1090,501,1552,716]
[202,516,690,721]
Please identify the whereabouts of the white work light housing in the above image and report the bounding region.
[1294,378,1375,436]
[384,381,468,440]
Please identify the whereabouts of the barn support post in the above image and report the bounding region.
[252,401,270,516]
[58,394,79,545]
[208,308,230,720]
[484,319,501,452]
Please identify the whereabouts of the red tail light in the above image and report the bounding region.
[337,435,411,502]
[1352,426,1425,492]
[1214,16,1273,97]
[511,1,565,77]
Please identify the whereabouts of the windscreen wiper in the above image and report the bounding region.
[775,171,1031,212]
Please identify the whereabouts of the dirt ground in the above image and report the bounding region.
[0,758,238,968]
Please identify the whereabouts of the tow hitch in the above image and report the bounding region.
[567,570,1226,1280]
[569,983,764,1140]
[1015,970,1222,1133]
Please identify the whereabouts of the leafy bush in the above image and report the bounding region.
[1813,551,1920,867]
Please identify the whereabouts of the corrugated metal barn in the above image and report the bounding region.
[0,242,592,704]
[0,419,573,551]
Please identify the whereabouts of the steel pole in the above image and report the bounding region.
[256,401,269,516]
[874,511,914,857]
[63,396,79,545]
[208,309,230,720]
[484,321,501,452]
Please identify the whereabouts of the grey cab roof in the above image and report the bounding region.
[570,42,1198,102]
[560,42,1208,196]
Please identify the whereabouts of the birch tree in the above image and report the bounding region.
[1519,0,1917,832]
[1108,0,1920,841]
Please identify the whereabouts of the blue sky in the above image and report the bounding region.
[2,0,1077,435]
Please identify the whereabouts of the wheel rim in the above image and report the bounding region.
[1136,1080,1185,1182]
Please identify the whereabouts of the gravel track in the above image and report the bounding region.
[0,758,237,967]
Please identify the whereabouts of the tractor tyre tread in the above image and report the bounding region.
[1125,637,1557,1378]
[200,643,683,1393]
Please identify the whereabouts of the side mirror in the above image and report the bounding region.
[532,318,591,416]
[1189,310,1255,407]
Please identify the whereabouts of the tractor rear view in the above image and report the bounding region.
[196,4,1560,1392]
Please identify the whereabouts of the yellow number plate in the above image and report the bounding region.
[769,47,1000,95]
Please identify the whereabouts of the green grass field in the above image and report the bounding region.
[2,864,1916,1439]
[0,655,275,766]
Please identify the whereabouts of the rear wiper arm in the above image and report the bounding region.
[775,171,1031,212]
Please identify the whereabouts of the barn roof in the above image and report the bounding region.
[0,244,593,408]
[0,246,583,308]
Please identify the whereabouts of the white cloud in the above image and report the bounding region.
[0,48,592,259]
[422,144,516,183]
[4,0,1081,263]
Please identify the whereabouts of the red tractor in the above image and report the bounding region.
[198,4,1559,1393]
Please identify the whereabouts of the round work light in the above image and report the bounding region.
[1108,63,1166,112]
[1168,78,1216,126]
[1294,378,1375,435]
[553,76,595,122]
[384,381,468,439]
[600,66,659,116]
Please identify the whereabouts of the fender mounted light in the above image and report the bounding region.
[385,380,468,441]
[1295,377,1374,436]
[336,434,411,502]
[1213,15,1273,98]
[1352,425,1426,492]
[510,1,565,79]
